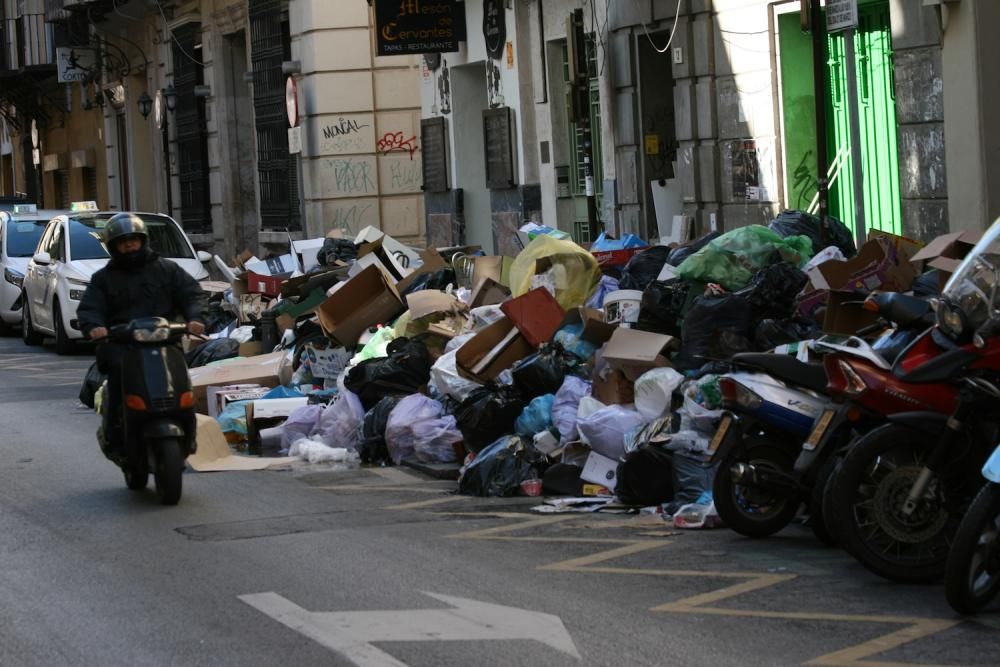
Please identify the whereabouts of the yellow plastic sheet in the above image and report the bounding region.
[509,235,601,310]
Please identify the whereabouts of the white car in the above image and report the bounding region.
[21,210,212,354]
[0,206,67,335]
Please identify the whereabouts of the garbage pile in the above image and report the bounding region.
[173,212,970,526]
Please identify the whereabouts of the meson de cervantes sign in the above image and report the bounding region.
[375,0,466,56]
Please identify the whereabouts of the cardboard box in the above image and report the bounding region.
[821,291,879,335]
[910,230,982,287]
[245,397,308,456]
[354,226,422,273]
[581,451,619,492]
[316,264,405,347]
[500,288,565,348]
[560,307,617,348]
[300,344,352,380]
[469,277,511,308]
[246,271,288,298]
[189,351,287,414]
[602,328,678,381]
[206,383,265,418]
[395,248,449,294]
[471,256,512,289]
[806,232,920,295]
[591,367,635,405]
[291,237,327,273]
[455,316,534,383]
[238,341,263,358]
[244,254,297,277]
[591,246,647,269]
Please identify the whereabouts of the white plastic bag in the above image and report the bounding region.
[228,325,256,343]
[577,402,646,460]
[385,394,463,465]
[667,382,725,455]
[552,376,592,445]
[634,368,685,421]
[469,305,506,331]
[803,245,847,272]
[312,390,365,450]
[280,404,325,452]
[289,437,355,464]
[429,349,482,402]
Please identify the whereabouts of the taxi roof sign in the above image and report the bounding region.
[12,204,38,214]
[70,201,98,212]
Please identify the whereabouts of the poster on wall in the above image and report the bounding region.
[732,140,761,201]
[483,0,507,60]
[375,0,466,56]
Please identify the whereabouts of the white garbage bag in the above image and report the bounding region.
[551,376,592,445]
[385,394,463,465]
[634,367,685,421]
[576,401,646,460]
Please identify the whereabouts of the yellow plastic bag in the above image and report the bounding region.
[508,235,601,310]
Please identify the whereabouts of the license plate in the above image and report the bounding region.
[707,414,733,457]
[803,409,836,451]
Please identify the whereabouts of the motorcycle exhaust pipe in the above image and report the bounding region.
[730,462,803,496]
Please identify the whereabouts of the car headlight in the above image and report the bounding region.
[133,327,171,343]
[937,300,966,339]
[4,268,23,288]
[67,279,89,302]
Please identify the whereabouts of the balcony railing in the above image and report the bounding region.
[1,13,56,72]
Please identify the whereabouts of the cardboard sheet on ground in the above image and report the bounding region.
[189,415,296,472]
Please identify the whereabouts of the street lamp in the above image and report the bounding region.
[163,84,176,113]
[137,92,152,119]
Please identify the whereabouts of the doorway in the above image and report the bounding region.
[451,63,492,254]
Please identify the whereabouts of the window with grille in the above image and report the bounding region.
[53,168,69,209]
[172,23,211,233]
[83,166,97,202]
[249,0,300,231]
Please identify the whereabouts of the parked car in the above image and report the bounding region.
[21,206,212,354]
[0,205,67,335]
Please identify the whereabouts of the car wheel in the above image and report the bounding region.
[21,296,43,346]
[53,301,74,355]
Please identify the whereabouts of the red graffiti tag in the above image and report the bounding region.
[377,131,419,159]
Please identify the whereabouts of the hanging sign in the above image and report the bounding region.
[56,47,97,83]
[375,0,464,56]
[826,0,858,33]
[483,0,506,60]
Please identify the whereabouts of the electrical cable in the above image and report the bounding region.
[631,0,682,55]
[154,0,206,67]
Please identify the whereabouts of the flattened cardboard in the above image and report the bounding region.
[455,316,534,382]
[406,290,467,320]
[189,415,296,472]
[316,264,404,347]
[500,288,565,348]
[602,328,678,381]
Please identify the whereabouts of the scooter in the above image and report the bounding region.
[709,292,934,542]
[944,442,1000,613]
[98,317,197,505]
[827,222,1000,583]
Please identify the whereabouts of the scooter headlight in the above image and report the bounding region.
[133,327,171,343]
[936,300,966,339]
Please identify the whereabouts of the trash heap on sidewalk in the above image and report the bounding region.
[174,214,976,525]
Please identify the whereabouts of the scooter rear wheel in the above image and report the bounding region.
[153,438,184,506]
[713,440,801,538]
[945,483,1000,614]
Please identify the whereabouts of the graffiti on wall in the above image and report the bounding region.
[377,131,419,159]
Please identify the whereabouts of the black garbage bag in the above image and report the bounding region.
[186,337,241,369]
[510,344,581,400]
[542,463,585,496]
[316,237,358,267]
[636,278,692,336]
[667,232,721,266]
[744,262,809,320]
[357,396,400,464]
[79,361,107,409]
[204,300,237,335]
[615,445,675,507]
[344,337,433,411]
[454,385,527,453]
[399,267,458,297]
[754,317,821,350]
[912,270,942,298]
[618,246,672,291]
[768,209,856,258]
[676,293,753,370]
[458,435,548,497]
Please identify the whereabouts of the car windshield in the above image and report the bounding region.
[5,219,48,257]
[70,214,195,261]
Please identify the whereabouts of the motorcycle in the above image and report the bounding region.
[944,442,1000,613]
[827,223,1000,582]
[97,317,197,505]
[709,293,933,543]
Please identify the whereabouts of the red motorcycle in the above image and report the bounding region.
[826,225,1000,582]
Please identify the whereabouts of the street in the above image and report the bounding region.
[0,337,995,667]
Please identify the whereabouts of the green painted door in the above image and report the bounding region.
[562,41,604,243]
[777,1,901,237]
[826,1,902,235]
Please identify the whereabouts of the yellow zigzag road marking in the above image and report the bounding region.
[439,511,966,667]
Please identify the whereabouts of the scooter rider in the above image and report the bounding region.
[77,213,207,460]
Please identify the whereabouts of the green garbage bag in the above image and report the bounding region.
[675,225,812,290]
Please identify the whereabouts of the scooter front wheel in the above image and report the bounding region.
[153,438,184,506]
[123,461,148,491]
[944,483,1000,614]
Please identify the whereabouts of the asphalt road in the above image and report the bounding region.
[0,336,996,667]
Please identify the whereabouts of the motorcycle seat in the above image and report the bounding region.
[732,353,828,394]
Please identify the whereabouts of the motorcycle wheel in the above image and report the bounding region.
[828,424,963,583]
[713,439,801,538]
[808,452,839,547]
[153,438,184,506]
[123,457,148,491]
[944,483,1000,614]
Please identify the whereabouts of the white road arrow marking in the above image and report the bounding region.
[239,591,581,666]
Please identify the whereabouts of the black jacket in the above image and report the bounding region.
[77,249,207,337]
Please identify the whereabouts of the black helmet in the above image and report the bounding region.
[104,213,148,246]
